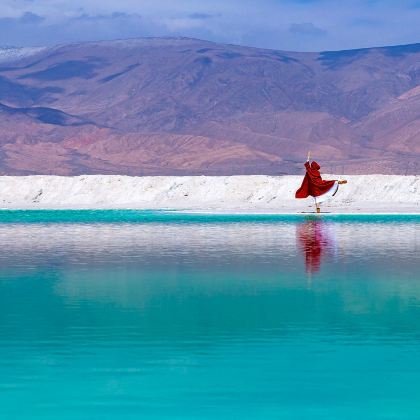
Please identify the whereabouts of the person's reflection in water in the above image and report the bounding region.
[296,218,336,276]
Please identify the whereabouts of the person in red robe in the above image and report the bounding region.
[295,151,347,213]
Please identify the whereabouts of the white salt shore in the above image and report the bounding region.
[0,175,418,213]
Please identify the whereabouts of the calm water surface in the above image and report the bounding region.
[0,211,419,419]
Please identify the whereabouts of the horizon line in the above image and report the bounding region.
[1,35,420,55]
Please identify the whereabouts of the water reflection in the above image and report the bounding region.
[0,218,420,419]
[296,219,336,274]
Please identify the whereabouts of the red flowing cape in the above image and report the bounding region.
[295,161,336,199]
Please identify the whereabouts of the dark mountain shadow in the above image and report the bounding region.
[19,59,102,81]
[0,102,92,126]
[0,75,63,105]
[100,63,141,83]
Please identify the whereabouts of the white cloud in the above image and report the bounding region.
[0,0,419,51]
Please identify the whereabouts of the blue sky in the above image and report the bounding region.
[1,0,420,51]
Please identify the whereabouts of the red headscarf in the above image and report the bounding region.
[295,161,336,198]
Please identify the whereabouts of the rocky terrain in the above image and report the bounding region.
[0,38,419,175]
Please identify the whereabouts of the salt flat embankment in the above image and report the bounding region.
[0,175,418,213]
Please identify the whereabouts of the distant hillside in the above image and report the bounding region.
[0,37,419,175]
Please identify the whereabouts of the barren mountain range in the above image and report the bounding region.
[0,37,419,175]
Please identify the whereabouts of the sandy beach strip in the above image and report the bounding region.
[0,175,418,213]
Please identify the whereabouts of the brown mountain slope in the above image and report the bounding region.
[0,38,419,175]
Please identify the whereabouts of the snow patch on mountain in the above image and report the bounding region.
[0,47,46,63]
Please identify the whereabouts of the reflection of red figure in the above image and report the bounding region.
[297,220,333,274]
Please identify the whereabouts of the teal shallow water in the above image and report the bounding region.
[0,211,419,419]
[0,209,419,223]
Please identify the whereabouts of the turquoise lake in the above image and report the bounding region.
[0,211,419,419]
